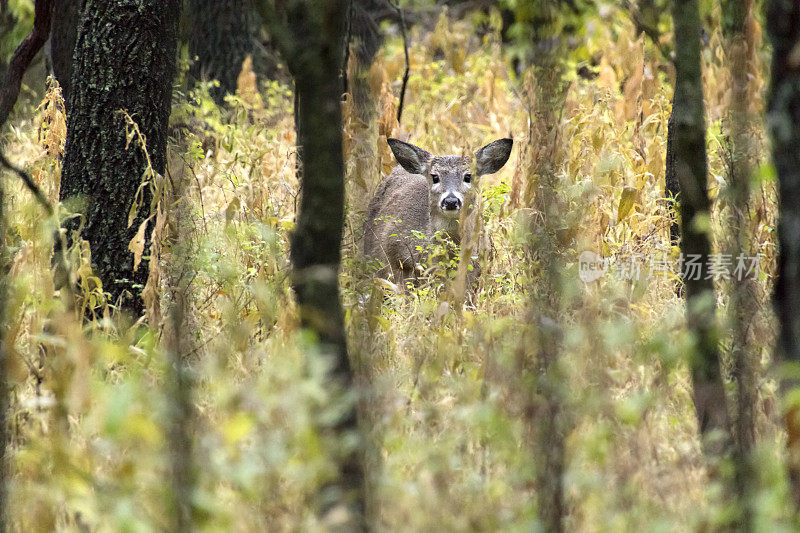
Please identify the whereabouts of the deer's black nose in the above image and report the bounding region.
[441,196,462,211]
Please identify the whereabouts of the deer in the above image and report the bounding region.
[363,137,513,291]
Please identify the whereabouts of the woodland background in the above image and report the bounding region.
[1,0,799,531]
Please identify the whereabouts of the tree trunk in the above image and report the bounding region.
[665,105,680,246]
[345,0,383,209]
[186,0,274,104]
[255,1,365,528]
[48,0,79,106]
[523,2,570,531]
[766,0,800,510]
[0,182,8,533]
[348,0,382,113]
[290,17,365,531]
[60,0,180,315]
[671,0,730,453]
[163,137,196,532]
[723,0,758,527]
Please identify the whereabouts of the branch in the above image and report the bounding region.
[0,0,54,129]
[0,151,53,214]
[0,0,54,212]
[390,0,410,125]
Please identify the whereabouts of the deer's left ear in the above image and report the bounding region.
[475,138,513,176]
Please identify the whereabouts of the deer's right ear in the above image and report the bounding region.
[388,138,432,175]
[475,138,513,176]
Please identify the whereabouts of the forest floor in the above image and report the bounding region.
[1,8,789,532]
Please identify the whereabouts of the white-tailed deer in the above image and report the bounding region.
[363,138,513,288]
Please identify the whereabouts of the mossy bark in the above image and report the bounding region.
[671,0,730,450]
[60,0,180,314]
[766,0,800,509]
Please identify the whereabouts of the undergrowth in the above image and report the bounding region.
[0,4,787,531]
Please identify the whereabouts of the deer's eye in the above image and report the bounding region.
[463,173,472,183]
[431,174,440,184]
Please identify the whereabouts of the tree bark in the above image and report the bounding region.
[48,0,79,106]
[671,0,730,452]
[60,0,180,315]
[255,1,365,528]
[186,0,274,104]
[766,0,800,510]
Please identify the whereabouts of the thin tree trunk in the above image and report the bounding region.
[665,105,680,246]
[0,5,56,523]
[723,0,758,527]
[766,0,800,510]
[523,2,569,530]
[255,1,365,528]
[345,0,382,210]
[671,0,730,454]
[60,0,180,315]
[163,140,195,531]
[0,182,8,533]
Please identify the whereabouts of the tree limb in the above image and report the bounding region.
[0,0,53,130]
[0,151,52,214]
[390,0,410,125]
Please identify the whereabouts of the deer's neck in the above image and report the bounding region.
[430,213,461,244]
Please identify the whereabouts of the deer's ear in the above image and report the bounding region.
[475,138,513,176]
[388,138,432,175]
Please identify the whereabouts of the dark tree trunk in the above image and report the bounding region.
[766,0,800,510]
[255,0,365,528]
[671,0,730,452]
[665,104,680,245]
[48,0,80,105]
[60,0,180,315]
[186,0,274,104]
[347,0,382,107]
[345,0,383,205]
[289,9,365,527]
